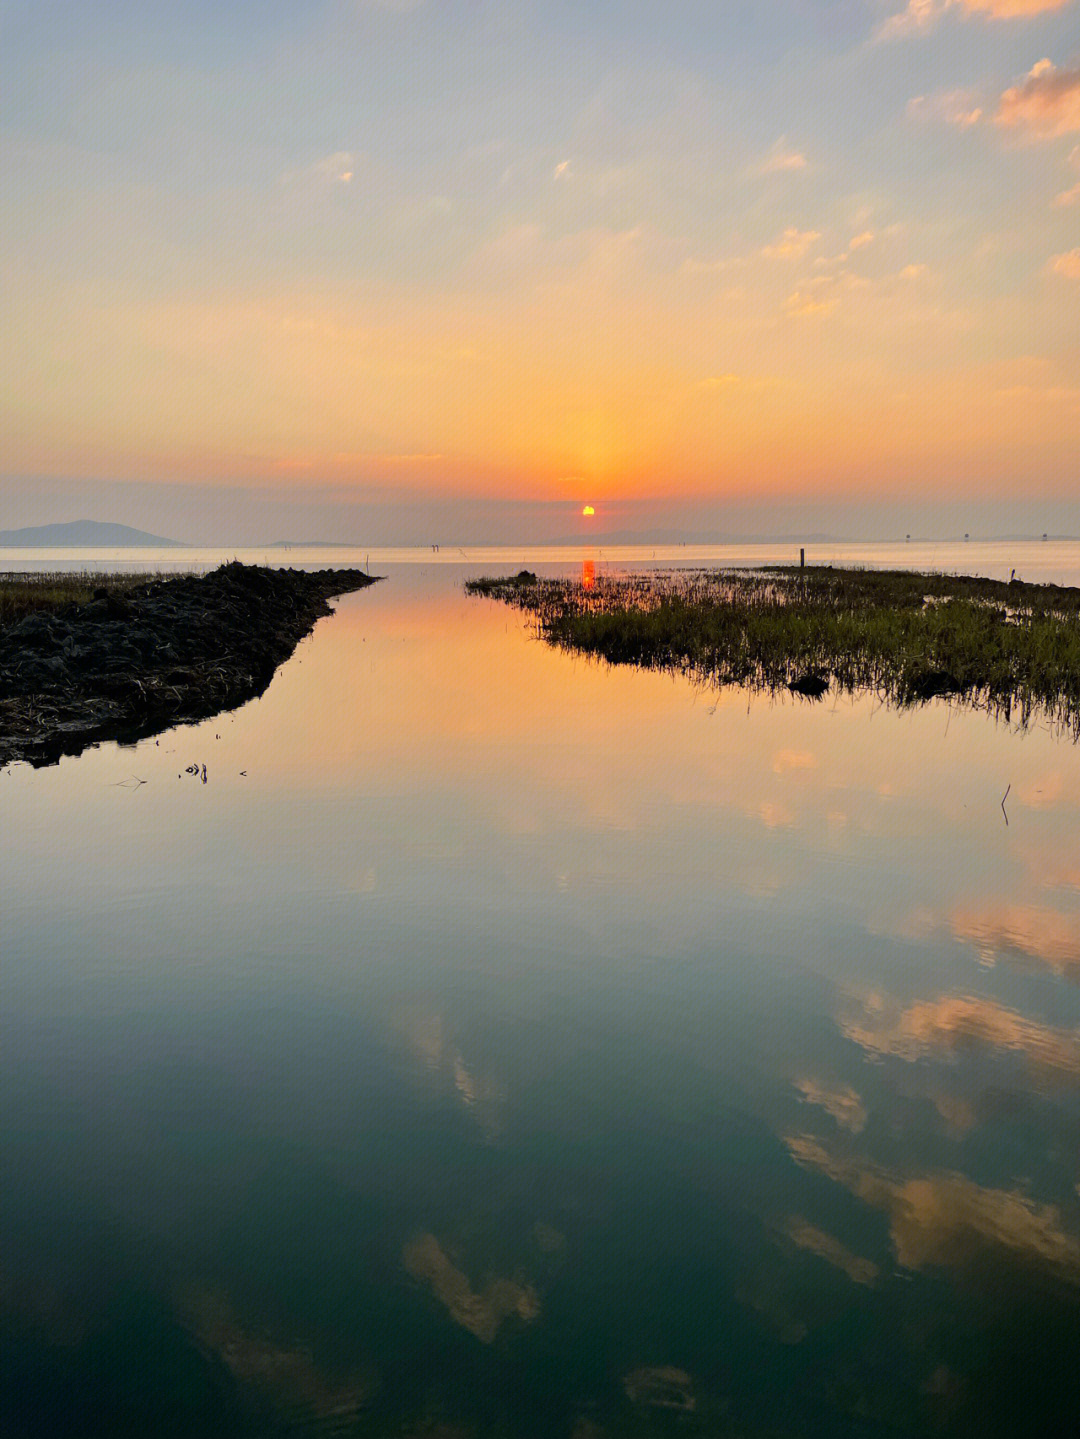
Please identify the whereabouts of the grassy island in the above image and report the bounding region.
[468,566,1080,734]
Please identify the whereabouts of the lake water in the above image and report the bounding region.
[3,544,1080,1436]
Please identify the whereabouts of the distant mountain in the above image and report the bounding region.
[0,520,181,547]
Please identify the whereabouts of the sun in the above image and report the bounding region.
[582,505,595,517]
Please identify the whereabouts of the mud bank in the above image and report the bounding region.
[0,562,379,768]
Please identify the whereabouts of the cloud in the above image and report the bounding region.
[879,0,941,37]
[963,0,1073,11]
[880,0,1072,38]
[1050,248,1080,276]
[996,60,1080,138]
[761,139,808,173]
[951,902,1080,975]
[839,991,1080,1077]
[763,228,821,260]
[849,230,875,249]
[553,160,571,180]
[1053,181,1080,204]
[282,151,358,187]
[785,1136,1080,1281]
[786,289,835,317]
[907,91,983,127]
[793,1076,867,1132]
[784,1217,879,1285]
[403,1233,539,1343]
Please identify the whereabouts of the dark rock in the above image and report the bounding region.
[788,672,830,698]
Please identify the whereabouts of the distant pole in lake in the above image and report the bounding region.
[800,547,805,568]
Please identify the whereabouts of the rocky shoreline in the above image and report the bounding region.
[0,562,379,768]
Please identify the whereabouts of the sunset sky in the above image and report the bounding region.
[2,0,1078,543]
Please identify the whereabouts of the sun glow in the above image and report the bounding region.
[582,505,595,516]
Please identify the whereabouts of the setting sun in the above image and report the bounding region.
[582,506,595,517]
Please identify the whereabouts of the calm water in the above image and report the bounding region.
[3,546,1080,1436]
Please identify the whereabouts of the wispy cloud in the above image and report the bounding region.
[786,289,835,317]
[849,230,875,249]
[282,151,359,187]
[1050,248,1080,276]
[907,91,983,127]
[996,60,1080,138]
[760,138,807,173]
[1053,180,1080,204]
[762,228,821,259]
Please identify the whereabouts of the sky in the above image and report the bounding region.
[1,0,1078,543]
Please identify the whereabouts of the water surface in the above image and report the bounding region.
[3,551,1080,1436]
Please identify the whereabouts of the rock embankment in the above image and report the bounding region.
[0,562,378,768]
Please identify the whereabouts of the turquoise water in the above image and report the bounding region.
[3,551,1080,1435]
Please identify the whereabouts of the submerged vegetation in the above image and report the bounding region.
[468,565,1080,734]
[0,570,175,627]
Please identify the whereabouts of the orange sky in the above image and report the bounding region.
[2,2,1079,539]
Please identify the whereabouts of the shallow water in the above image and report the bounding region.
[3,551,1080,1436]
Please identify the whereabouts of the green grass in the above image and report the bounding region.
[0,571,178,627]
[467,565,1080,733]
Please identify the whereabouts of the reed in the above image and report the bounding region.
[467,565,1080,734]
[0,571,176,627]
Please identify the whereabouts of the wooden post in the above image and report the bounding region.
[800,547,805,568]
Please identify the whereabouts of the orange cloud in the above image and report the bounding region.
[785,1136,1080,1281]
[763,228,822,260]
[997,60,1080,138]
[793,1076,867,1132]
[962,0,1072,12]
[950,902,1080,976]
[839,991,1080,1077]
[784,1217,879,1285]
[761,142,808,173]
[882,0,1072,37]
[1050,248,1080,277]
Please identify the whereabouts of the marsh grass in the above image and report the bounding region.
[467,566,1080,734]
[0,571,176,627]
